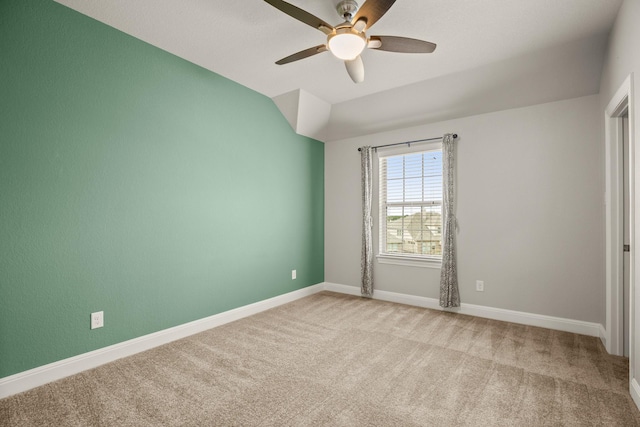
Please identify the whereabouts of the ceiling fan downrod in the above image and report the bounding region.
[336,0,359,22]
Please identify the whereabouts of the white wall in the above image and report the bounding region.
[598,0,640,404]
[599,0,640,103]
[325,94,604,324]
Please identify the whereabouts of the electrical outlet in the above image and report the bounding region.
[91,311,104,329]
[292,270,297,280]
[476,280,484,292]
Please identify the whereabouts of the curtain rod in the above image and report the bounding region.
[357,134,457,151]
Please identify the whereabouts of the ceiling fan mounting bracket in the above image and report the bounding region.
[336,0,359,21]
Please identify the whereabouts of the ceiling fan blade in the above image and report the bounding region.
[264,0,334,35]
[351,0,397,31]
[276,44,328,65]
[344,55,364,83]
[368,36,436,53]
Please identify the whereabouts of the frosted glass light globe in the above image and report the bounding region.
[328,30,366,60]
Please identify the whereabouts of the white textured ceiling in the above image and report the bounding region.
[55,0,622,141]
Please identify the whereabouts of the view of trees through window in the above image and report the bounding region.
[381,150,443,256]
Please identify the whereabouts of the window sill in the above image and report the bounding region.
[376,254,442,269]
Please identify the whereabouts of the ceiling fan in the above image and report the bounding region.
[264,0,436,83]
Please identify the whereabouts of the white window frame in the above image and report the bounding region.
[376,141,442,269]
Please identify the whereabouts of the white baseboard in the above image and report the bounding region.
[324,282,603,337]
[0,283,325,399]
[631,378,640,410]
[599,324,608,351]
[0,281,607,399]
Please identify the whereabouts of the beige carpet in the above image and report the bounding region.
[1,291,638,426]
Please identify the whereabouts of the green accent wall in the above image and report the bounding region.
[0,1,324,378]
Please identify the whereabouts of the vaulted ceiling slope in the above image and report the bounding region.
[55,0,622,142]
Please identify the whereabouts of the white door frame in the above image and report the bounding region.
[605,75,633,356]
[604,73,638,406]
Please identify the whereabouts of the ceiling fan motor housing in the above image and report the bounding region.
[336,0,359,21]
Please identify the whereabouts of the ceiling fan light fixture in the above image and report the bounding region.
[327,28,366,60]
[265,0,437,83]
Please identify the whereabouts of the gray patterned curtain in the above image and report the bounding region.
[439,134,460,307]
[360,146,374,297]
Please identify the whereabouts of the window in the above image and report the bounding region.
[378,144,442,266]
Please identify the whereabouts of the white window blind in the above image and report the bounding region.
[379,146,443,259]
